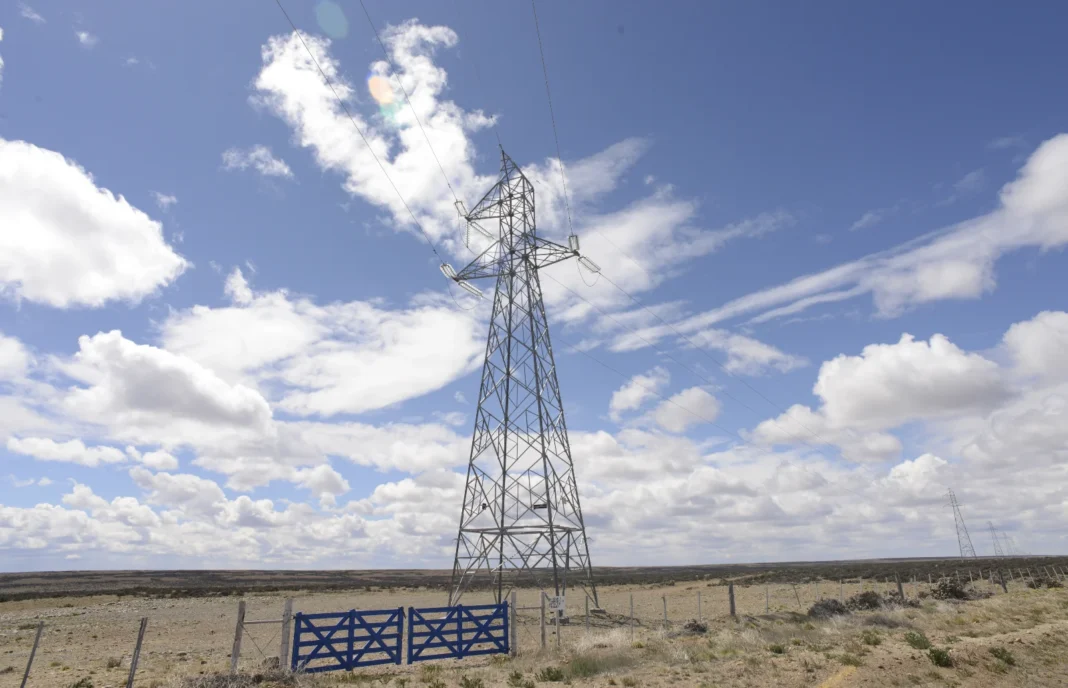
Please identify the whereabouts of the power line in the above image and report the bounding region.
[447,0,504,149]
[272,0,445,261]
[542,271,854,469]
[530,0,576,238]
[358,0,462,205]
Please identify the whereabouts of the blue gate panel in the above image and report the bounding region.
[407,603,509,663]
[292,608,403,673]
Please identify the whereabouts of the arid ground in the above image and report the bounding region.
[1,559,1066,687]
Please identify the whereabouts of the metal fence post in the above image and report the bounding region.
[279,598,293,670]
[540,591,547,650]
[126,617,148,688]
[697,591,702,621]
[510,592,518,656]
[19,622,44,688]
[231,600,246,675]
[728,583,736,618]
[629,594,635,642]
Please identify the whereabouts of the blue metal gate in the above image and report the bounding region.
[407,602,509,663]
[291,608,403,673]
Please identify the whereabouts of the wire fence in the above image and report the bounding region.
[2,563,1066,685]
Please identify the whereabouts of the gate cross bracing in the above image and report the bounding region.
[407,603,509,663]
[291,608,403,673]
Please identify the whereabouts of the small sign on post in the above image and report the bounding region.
[546,595,565,614]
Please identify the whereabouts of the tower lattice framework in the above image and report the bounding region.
[946,488,977,559]
[445,149,597,607]
[987,521,1006,557]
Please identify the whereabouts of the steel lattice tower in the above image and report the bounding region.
[987,521,1005,557]
[442,149,598,607]
[945,488,977,559]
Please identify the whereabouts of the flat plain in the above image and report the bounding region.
[2,558,1067,687]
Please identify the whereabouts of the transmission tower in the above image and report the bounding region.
[945,488,977,559]
[1002,533,1022,557]
[442,149,600,607]
[987,521,1005,557]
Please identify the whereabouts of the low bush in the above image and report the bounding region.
[839,654,863,667]
[808,598,848,619]
[989,647,1015,666]
[904,631,931,650]
[459,677,485,688]
[535,666,566,682]
[860,630,882,646]
[105,657,122,669]
[930,579,969,600]
[682,619,708,634]
[67,680,93,688]
[768,644,786,655]
[928,648,953,668]
[846,591,882,611]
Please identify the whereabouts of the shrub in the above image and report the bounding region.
[860,630,881,646]
[989,647,1015,666]
[621,679,638,688]
[459,677,485,688]
[683,619,708,634]
[1027,579,1043,589]
[105,657,122,669]
[67,680,93,688]
[928,648,953,668]
[930,579,969,600]
[506,670,525,687]
[566,652,633,678]
[535,666,566,682]
[839,654,863,667]
[846,591,882,611]
[863,614,908,628]
[1046,579,1064,589]
[904,631,931,650]
[768,644,786,655]
[808,598,848,619]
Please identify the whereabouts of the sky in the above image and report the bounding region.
[0,0,1066,571]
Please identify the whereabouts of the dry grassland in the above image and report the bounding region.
[2,574,1067,687]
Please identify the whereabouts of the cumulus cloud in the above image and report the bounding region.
[221,145,294,178]
[0,139,188,308]
[1002,310,1068,380]
[608,367,669,421]
[7,437,126,467]
[651,387,720,433]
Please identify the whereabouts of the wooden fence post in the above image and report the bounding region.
[968,570,973,584]
[839,580,843,601]
[814,581,819,600]
[629,594,635,642]
[791,584,801,608]
[19,621,44,688]
[697,591,702,621]
[279,598,293,670]
[231,600,246,675]
[126,617,148,688]
[928,573,932,584]
[539,591,547,650]
[728,583,736,618]
[510,592,518,656]
[662,596,668,626]
[765,585,769,613]
[584,596,589,633]
[896,575,905,600]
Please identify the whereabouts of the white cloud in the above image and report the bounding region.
[666,134,1068,329]
[160,281,484,418]
[75,31,98,48]
[953,168,985,194]
[221,145,294,178]
[0,332,30,380]
[608,367,669,421]
[987,135,1024,151]
[0,138,188,308]
[124,56,139,66]
[681,328,806,376]
[60,330,274,446]
[151,191,177,210]
[125,447,180,471]
[7,437,126,467]
[20,5,45,23]
[293,464,350,506]
[652,387,720,433]
[1003,310,1068,380]
[223,267,253,305]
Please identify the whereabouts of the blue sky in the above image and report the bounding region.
[1,1,1067,571]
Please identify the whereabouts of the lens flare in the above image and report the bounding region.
[314,1,349,39]
[367,75,395,105]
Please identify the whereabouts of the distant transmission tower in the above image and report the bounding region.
[987,521,1005,557]
[442,149,600,607]
[945,488,977,559]
[1002,533,1022,557]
